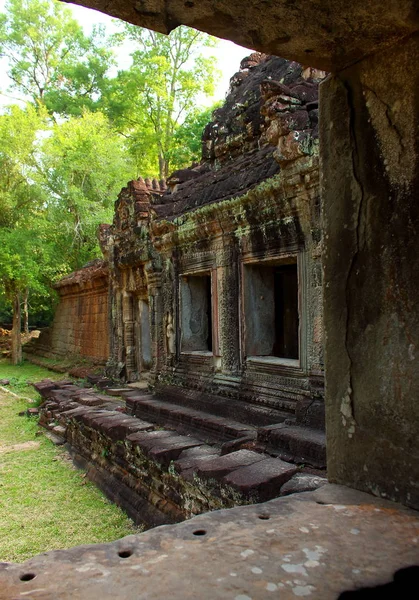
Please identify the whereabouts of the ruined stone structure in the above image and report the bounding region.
[2,1,418,596]
[103,54,325,436]
[65,0,419,515]
[26,55,328,525]
[26,260,109,365]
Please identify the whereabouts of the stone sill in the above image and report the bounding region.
[245,356,305,377]
[180,351,213,357]
[247,356,300,368]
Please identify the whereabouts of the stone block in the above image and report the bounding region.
[77,395,108,407]
[82,412,122,428]
[105,388,134,397]
[223,457,298,501]
[100,417,154,440]
[257,424,326,467]
[174,448,220,475]
[280,473,327,496]
[62,406,91,420]
[220,436,258,455]
[33,381,58,398]
[86,374,103,385]
[148,437,202,466]
[126,430,173,449]
[49,389,76,402]
[52,425,66,436]
[96,378,115,389]
[196,449,266,481]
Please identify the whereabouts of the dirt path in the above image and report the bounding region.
[0,440,40,453]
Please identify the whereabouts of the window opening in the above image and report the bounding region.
[244,259,299,361]
[273,264,299,359]
[180,273,213,352]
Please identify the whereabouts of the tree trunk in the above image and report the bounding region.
[158,154,167,180]
[11,291,22,365]
[23,287,29,334]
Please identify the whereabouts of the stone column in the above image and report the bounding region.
[147,271,164,379]
[321,34,419,508]
[217,241,240,374]
[122,291,137,381]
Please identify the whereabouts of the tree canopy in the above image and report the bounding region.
[0,0,113,115]
[105,24,219,178]
[40,110,137,269]
[0,0,223,354]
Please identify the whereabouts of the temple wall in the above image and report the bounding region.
[321,33,419,508]
[26,261,110,364]
[152,156,323,427]
[103,55,325,429]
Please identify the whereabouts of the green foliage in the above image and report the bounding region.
[106,24,220,177]
[170,102,221,169]
[0,0,113,115]
[0,103,46,229]
[0,105,48,302]
[40,110,136,269]
[0,0,222,331]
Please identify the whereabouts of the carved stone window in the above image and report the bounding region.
[180,273,213,353]
[244,258,299,363]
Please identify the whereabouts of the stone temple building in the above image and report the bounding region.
[6,1,419,596]
[28,53,326,455]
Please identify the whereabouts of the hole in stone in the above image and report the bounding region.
[118,550,133,558]
[258,514,270,520]
[304,49,314,53]
[192,529,207,536]
[20,573,36,582]
[185,1,194,6]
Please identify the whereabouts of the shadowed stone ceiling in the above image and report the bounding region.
[64,0,419,71]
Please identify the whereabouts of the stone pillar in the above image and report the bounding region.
[122,291,137,381]
[321,34,419,508]
[147,271,164,379]
[217,242,240,374]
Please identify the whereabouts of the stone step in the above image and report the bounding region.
[154,384,294,427]
[257,424,326,468]
[174,448,299,501]
[33,378,328,525]
[126,394,257,442]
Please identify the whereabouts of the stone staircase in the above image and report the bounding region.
[123,391,257,445]
[34,377,327,527]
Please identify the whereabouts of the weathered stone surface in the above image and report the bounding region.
[33,379,58,398]
[130,394,257,441]
[280,473,328,496]
[196,449,266,480]
[44,431,66,446]
[223,457,299,500]
[66,0,418,72]
[258,424,326,468]
[25,259,109,364]
[2,484,419,599]
[148,437,203,466]
[321,34,419,509]
[220,435,256,455]
[105,388,134,397]
[77,395,107,407]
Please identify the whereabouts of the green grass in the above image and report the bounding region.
[0,359,139,563]
[0,359,68,404]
